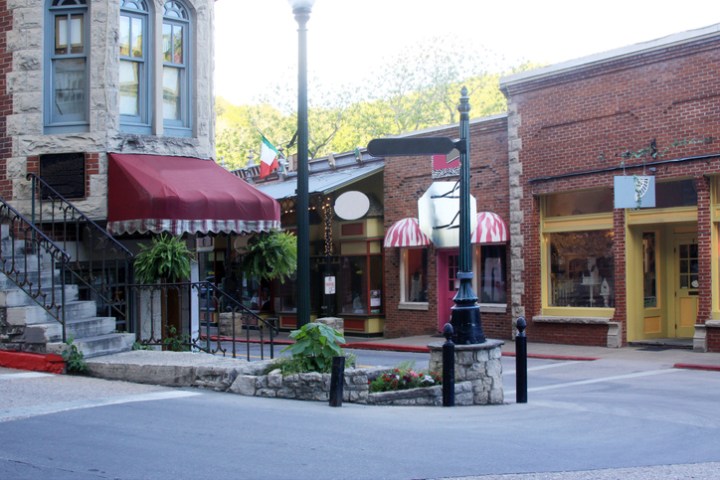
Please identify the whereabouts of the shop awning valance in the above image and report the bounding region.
[384,217,432,247]
[107,153,281,236]
[471,212,508,244]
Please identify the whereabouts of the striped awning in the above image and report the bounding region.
[384,217,432,247]
[471,212,508,244]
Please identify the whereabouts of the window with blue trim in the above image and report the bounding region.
[119,0,150,133]
[45,0,89,133]
[162,0,191,136]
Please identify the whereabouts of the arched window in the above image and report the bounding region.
[119,0,151,133]
[162,0,191,136]
[45,0,89,132]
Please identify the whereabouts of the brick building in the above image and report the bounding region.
[382,115,512,340]
[500,24,720,351]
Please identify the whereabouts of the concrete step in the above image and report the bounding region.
[69,333,136,358]
[0,270,59,290]
[0,284,79,307]
[5,300,97,326]
[22,316,119,344]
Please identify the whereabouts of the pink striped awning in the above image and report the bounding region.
[471,212,508,244]
[384,217,432,248]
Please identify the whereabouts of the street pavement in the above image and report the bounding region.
[2,335,720,479]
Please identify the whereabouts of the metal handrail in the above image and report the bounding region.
[131,281,277,361]
[27,173,135,331]
[0,198,70,342]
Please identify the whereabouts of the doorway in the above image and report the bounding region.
[673,237,698,338]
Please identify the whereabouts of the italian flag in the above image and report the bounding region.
[259,134,280,179]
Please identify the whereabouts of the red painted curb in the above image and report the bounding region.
[674,363,720,372]
[344,342,429,353]
[0,351,65,374]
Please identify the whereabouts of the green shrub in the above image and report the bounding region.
[62,337,88,375]
[279,322,346,374]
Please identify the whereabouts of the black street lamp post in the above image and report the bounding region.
[368,87,484,344]
[289,0,315,328]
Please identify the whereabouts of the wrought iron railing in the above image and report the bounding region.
[0,198,70,342]
[27,173,135,331]
[131,281,278,361]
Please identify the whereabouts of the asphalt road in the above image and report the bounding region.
[1,353,720,480]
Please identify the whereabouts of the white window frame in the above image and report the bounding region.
[398,247,429,310]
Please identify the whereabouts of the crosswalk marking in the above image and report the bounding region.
[0,372,54,380]
[0,390,201,423]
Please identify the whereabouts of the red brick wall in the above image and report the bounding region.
[708,327,720,353]
[505,35,720,347]
[0,0,12,200]
[383,116,511,338]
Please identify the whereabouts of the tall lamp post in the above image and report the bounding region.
[289,0,315,328]
[368,88,484,344]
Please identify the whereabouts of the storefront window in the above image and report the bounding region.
[478,245,506,304]
[402,248,428,303]
[549,230,614,308]
[339,255,383,315]
[643,232,657,308]
[546,188,613,217]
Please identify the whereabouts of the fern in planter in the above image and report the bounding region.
[240,231,297,284]
[134,233,194,283]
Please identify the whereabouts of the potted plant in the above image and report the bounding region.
[133,233,194,346]
[240,230,297,284]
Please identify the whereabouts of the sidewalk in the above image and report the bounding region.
[3,332,720,374]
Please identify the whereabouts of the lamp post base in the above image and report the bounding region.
[450,302,485,345]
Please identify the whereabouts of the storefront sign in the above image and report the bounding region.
[418,181,477,248]
[324,276,336,295]
[431,153,460,179]
[614,175,656,209]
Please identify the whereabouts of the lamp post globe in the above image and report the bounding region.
[288,0,315,328]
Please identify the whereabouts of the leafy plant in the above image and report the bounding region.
[134,233,194,284]
[369,361,441,393]
[62,337,88,375]
[279,322,346,374]
[240,231,297,284]
[162,325,190,352]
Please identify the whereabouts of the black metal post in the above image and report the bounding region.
[329,355,345,407]
[450,87,485,345]
[516,316,527,404]
[442,323,455,407]
[292,2,312,328]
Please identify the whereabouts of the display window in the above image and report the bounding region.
[478,244,507,304]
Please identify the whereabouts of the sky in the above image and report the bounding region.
[214,0,719,106]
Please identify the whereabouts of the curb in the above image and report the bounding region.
[0,351,65,374]
[674,363,720,372]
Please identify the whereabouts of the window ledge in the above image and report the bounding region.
[398,302,429,311]
[533,315,611,325]
[705,320,720,328]
[478,303,507,314]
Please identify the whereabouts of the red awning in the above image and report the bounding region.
[107,153,280,235]
[471,212,508,244]
[384,217,432,247]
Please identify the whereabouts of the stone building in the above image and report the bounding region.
[4,0,217,213]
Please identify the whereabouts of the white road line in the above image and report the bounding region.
[0,390,201,423]
[505,368,680,396]
[0,372,54,380]
[504,361,582,376]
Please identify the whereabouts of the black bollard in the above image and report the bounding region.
[329,356,345,407]
[515,316,527,404]
[442,323,455,407]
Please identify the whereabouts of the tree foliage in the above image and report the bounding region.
[215,39,540,169]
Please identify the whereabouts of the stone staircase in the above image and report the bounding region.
[0,228,135,358]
